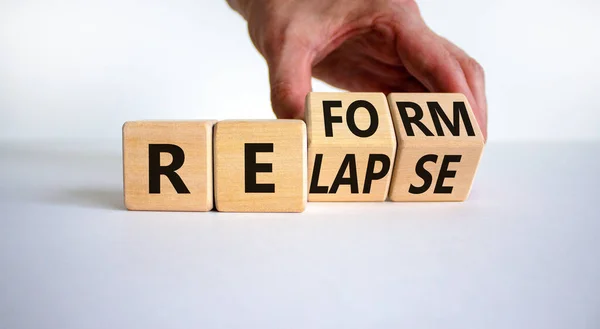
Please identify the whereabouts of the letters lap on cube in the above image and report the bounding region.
[123,121,215,211]
[306,92,397,201]
[388,93,485,202]
[213,120,307,213]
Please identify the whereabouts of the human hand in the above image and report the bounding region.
[228,0,487,139]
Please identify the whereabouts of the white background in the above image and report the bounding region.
[1,0,599,141]
[2,2,600,328]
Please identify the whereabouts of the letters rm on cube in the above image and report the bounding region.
[388,93,484,202]
[213,120,307,212]
[123,121,215,211]
[306,92,396,201]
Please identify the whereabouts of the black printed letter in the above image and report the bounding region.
[148,144,190,194]
[409,154,437,194]
[245,143,275,193]
[434,155,462,194]
[396,102,435,137]
[330,154,359,194]
[309,154,329,194]
[427,101,475,136]
[363,154,391,193]
[347,100,379,138]
[323,100,343,137]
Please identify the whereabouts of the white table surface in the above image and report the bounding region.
[1,140,599,329]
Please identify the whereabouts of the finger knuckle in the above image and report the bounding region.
[421,51,458,78]
[270,80,294,101]
[261,27,284,58]
[270,81,304,119]
[465,57,485,79]
[262,21,310,60]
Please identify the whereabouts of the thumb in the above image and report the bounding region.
[268,42,314,119]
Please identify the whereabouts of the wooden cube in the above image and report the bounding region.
[387,93,485,202]
[123,121,215,211]
[213,120,307,212]
[306,92,397,202]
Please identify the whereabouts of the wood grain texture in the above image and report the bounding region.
[123,121,215,211]
[213,120,307,213]
[387,93,484,202]
[306,92,397,202]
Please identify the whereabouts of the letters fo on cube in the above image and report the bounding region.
[305,92,396,202]
[213,120,307,213]
[123,121,215,211]
[387,93,484,202]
